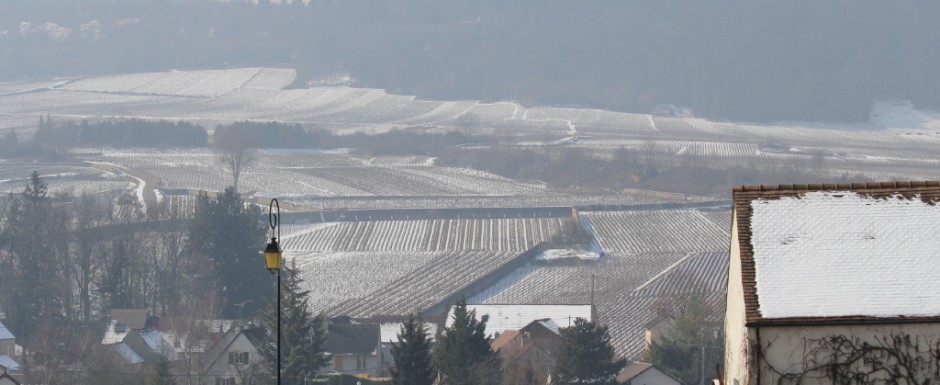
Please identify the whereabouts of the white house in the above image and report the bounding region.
[324,320,383,377]
[724,182,940,385]
[203,326,269,385]
[101,309,178,364]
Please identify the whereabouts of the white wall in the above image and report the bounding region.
[756,323,940,385]
[204,334,267,385]
[331,352,382,376]
[723,211,751,385]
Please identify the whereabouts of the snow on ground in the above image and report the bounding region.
[751,191,940,319]
[535,249,600,261]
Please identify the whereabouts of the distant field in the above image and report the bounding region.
[3,68,939,184]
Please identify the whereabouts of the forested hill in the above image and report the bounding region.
[2,0,938,123]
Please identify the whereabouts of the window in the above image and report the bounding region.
[214,378,235,385]
[228,351,249,365]
[357,355,367,370]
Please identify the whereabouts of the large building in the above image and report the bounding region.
[724,182,940,385]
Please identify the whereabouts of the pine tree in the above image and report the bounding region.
[259,261,328,383]
[7,172,68,351]
[432,298,499,385]
[643,294,724,385]
[151,355,178,385]
[390,313,434,385]
[553,318,627,385]
[187,187,268,318]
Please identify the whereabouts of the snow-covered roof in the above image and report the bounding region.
[734,182,940,322]
[137,329,178,360]
[113,343,144,364]
[0,321,13,340]
[0,355,20,371]
[101,320,128,345]
[535,319,561,335]
[447,304,592,338]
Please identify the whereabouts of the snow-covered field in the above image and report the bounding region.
[2,68,938,185]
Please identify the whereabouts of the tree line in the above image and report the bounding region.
[0,172,271,384]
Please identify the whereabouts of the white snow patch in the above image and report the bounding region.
[101,320,128,345]
[751,191,940,319]
[535,249,600,262]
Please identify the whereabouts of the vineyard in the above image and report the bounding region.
[581,210,730,254]
[279,205,732,359]
[282,216,572,252]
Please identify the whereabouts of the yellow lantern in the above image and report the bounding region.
[264,237,282,273]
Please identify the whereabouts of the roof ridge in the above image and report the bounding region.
[733,181,940,193]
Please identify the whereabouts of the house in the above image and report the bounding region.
[202,325,269,385]
[447,304,593,338]
[0,321,19,375]
[724,182,940,385]
[101,309,177,364]
[355,315,443,367]
[643,316,675,348]
[491,319,563,378]
[0,372,20,385]
[617,362,684,385]
[324,320,382,376]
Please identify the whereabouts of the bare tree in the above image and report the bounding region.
[212,124,257,193]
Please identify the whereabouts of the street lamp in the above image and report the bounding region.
[263,198,282,385]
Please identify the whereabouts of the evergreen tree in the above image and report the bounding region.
[643,294,724,385]
[187,187,268,318]
[390,313,434,385]
[553,318,626,385]
[7,172,68,348]
[258,261,328,383]
[151,355,178,385]
[432,298,499,385]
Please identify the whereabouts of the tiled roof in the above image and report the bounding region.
[324,323,380,355]
[109,309,148,329]
[733,181,940,325]
[490,330,520,351]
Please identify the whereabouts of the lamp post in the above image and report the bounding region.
[263,198,282,385]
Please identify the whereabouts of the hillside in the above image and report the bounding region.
[2,1,940,122]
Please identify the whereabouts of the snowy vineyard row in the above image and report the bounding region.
[282,217,572,252]
[581,210,730,254]
[293,250,519,317]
